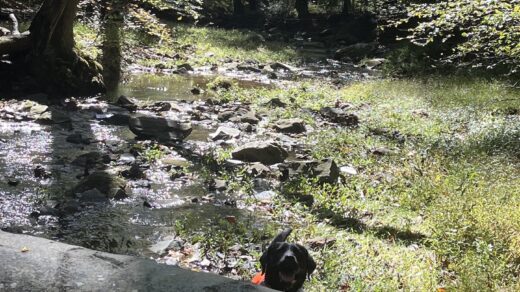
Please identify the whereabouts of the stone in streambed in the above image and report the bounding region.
[274,119,306,134]
[116,95,138,112]
[129,114,192,142]
[71,171,127,199]
[232,142,288,165]
[320,107,359,126]
[210,127,240,141]
[280,159,340,184]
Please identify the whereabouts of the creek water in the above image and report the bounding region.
[0,73,270,256]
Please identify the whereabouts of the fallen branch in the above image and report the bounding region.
[0,32,31,55]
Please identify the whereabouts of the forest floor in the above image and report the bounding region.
[0,20,519,291]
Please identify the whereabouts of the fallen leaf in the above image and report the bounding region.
[225,215,237,224]
[20,246,29,253]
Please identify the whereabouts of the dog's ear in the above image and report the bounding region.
[306,254,316,279]
[296,244,316,279]
[271,228,292,245]
[260,246,272,274]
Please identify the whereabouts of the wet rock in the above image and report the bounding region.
[280,159,340,184]
[210,127,241,141]
[218,110,235,122]
[147,102,172,112]
[121,164,146,180]
[129,114,192,141]
[36,109,71,125]
[237,64,261,73]
[77,188,109,203]
[246,163,270,178]
[177,63,194,72]
[7,178,20,187]
[210,80,232,91]
[116,95,138,112]
[66,133,90,145]
[264,98,287,108]
[71,171,127,199]
[320,107,359,126]
[239,123,255,133]
[232,142,288,165]
[274,119,306,134]
[270,62,297,72]
[99,113,130,126]
[63,98,79,111]
[334,42,378,61]
[118,153,136,165]
[230,111,259,125]
[191,87,202,95]
[361,58,386,69]
[71,152,107,168]
[34,165,51,179]
[266,71,278,79]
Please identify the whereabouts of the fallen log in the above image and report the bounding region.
[0,31,31,55]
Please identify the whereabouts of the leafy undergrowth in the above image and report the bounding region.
[206,77,520,291]
[75,20,298,70]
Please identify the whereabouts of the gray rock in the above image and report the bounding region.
[71,171,127,199]
[66,133,90,145]
[36,109,71,124]
[340,165,358,176]
[0,231,272,292]
[232,142,288,165]
[270,62,297,72]
[210,126,240,141]
[71,152,106,168]
[280,159,340,184]
[274,119,306,134]
[76,188,109,203]
[264,98,287,108]
[320,107,359,126]
[121,164,146,180]
[116,95,138,111]
[129,114,192,141]
[177,63,194,71]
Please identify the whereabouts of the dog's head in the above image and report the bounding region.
[260,228,316,292]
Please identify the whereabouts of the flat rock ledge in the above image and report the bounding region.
[0,231,272,292]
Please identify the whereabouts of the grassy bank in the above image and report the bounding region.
[208,77,520,291]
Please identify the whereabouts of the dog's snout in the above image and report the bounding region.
[283,255,297,264]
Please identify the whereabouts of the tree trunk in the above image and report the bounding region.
[343,0,353,16]
[233,0,245,15]
[26,0,104,95]
[101,0,125,92]
[295,0,309,19]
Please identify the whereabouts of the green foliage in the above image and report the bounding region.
[393,0,520,73]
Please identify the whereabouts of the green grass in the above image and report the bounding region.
[208,77,520,291]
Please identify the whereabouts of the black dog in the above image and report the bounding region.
[259,228,316,292]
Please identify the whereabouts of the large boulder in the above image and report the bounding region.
[232,142,288,165]
[280,159,340,184]
[129,114,192,141]
[0,231,271,292]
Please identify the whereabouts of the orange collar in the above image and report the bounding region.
[252,272,265,285]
